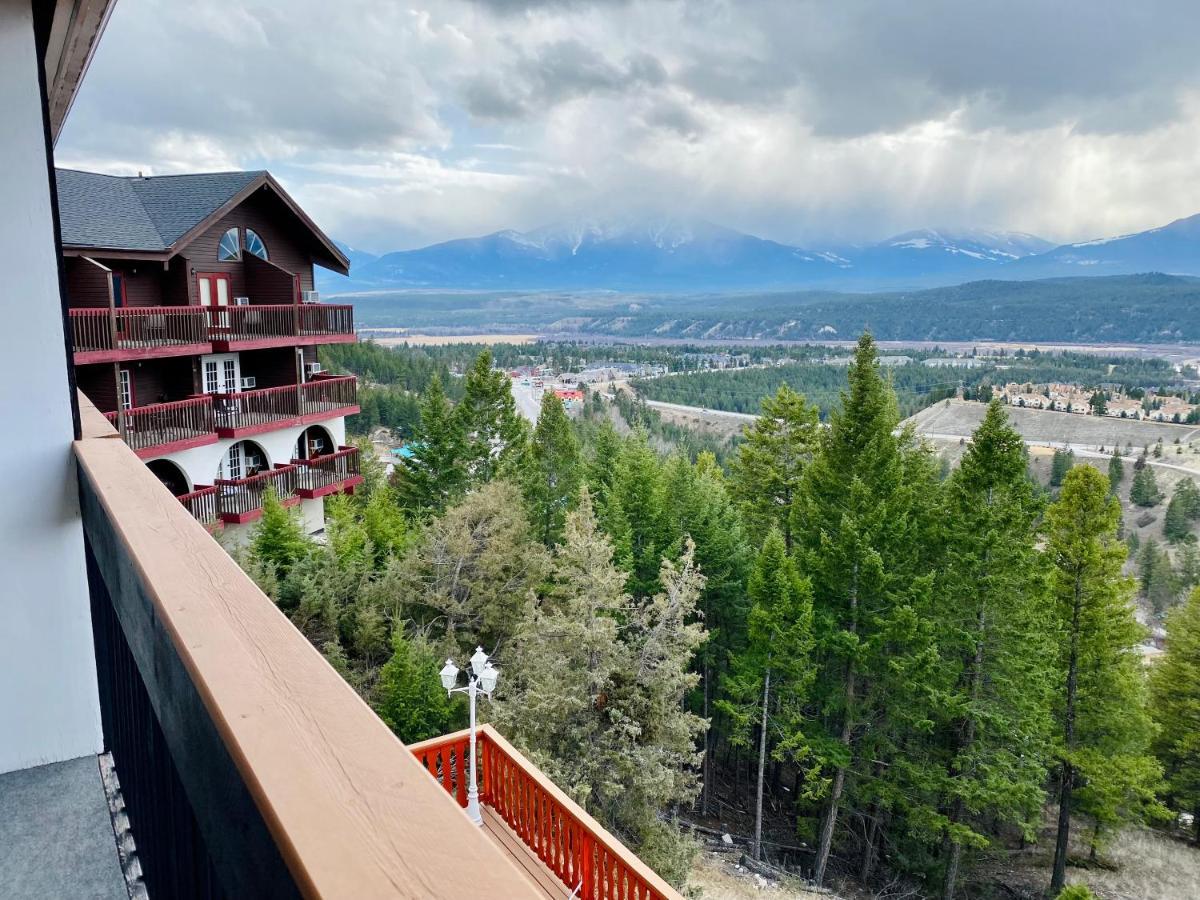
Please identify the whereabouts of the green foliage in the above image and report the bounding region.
[609,431,672,597]
[1164,478,1200,543]
[457,349,527,484]
[1150,588,1200,837]
[374,628,464,743]
[1050,448,1076,488]
[392,375,468,515]
[248,486,312,579]
[1107,451,1124,494]
[1130,465,1163,508]
[520,391,582,546]
[1137,538,1179,616]
[728,385,819,549]
[1055,886,1097,900]
[1045,466,1163,892]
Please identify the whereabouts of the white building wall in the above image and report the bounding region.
[0,0,103,773]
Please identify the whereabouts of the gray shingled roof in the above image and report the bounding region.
[56,168,265,251]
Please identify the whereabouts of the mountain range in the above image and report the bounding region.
[318,213,1200,294]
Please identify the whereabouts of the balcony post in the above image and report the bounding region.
[112,362,125,436]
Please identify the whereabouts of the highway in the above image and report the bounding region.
[511,379,543,424]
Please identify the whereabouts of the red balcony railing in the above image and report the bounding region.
[208,304,354,345]
[212,385,301,434]
[178,484,219,526]
[104,396,216,454]
[70,307,209,360]
[292,446,361,497]
[410,725,680,900]
[301,374,358,412]
[214,465,300,523]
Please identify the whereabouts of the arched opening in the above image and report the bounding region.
[146,458,190,497]
[293,424,334,461]
[218,439,269,481]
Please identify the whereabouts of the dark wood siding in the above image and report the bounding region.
[245,255,298,305]
[65,257,112,309]
[77,358,198,412]
[77,364,117,411]
[238,348,299,389]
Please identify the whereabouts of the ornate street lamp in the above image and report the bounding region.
[440,646,499,825]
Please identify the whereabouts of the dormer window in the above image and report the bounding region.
[245,229,268,261]
[217,227,240,261]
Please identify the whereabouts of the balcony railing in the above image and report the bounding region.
[292,446,362,498]
[76,394,539,898]
[70,307,210,361]
[208,304,354,347]
[177,484,218,526]
[411,725,681,900]
[212,377,357,436]
[301,374,358,413]
[214,464,301,523]
[104,396,216,455]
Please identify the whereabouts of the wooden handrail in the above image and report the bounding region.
[411,725,682,900]
[70,306,209,353]
[103,396,215,452]
[75,393,540,897]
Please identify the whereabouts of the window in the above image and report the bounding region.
[218,227,240,261]
[244,229,268,260]
[118,369,133,411]
[226,443,243,481]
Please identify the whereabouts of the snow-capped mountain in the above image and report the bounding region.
[316,215,1200,293]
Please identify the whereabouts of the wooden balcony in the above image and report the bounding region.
[214,464,302,524]
[75,395,542,898]
[209,304,355,351]
[70,306,211,364]
[411,726,682,900]
[293,445,363,498]
[212,376,358,438]
[104,396,218,458]
[177,484,219,527]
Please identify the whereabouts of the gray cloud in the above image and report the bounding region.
[56,0,1200,252]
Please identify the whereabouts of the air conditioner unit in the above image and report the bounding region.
[310,438,327,453]
[233,296,251,306]
[240,376,256,390]
[304,362,323,376]
[301,291,320,303]
[245,454,262,471]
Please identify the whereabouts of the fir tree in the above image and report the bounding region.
[248,485,311,579]
[393,375,468,515]
[935,400,1053,900]
[1137,537,1178,615]
[610,430,671,597]
[728,384,820,550]
[717,528,814,860]
[374,627,464,742]
[521,391,582,546]
[1050,448,1075,488]
[1164,478,1200,543]
[791,333,940,886]
[457,350,527,483]
[1150,588,1200,845]
[1045,466,1162,895]
[1107,451,1124,495]
[1130,464,1163,507]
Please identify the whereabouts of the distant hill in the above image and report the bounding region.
[317,213,1200,293]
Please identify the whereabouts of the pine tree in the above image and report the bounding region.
[374,627,464,742]
[393,375,468,515]
[1150,588,1200,845]
[521,391,582,546]
[717,529,814,860]
[1137,537,1178,615]
[1165,478,1200,543]
[1130,464,1163,507]
[1107,451,1124,495]
[1050,449,1075,488]
[935,400,1054,900]
[457,350,527,484]
[249,485,311,579]
[728,384,820,550]
[791,333,940,886]
[1045,466,1161,895]
[493,491,707,885]
[610,430,671,597]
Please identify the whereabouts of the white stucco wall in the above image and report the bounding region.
[0,0,103,773]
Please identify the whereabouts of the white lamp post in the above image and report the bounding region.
[440,646,499,826]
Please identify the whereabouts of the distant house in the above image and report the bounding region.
[1105,397,1143,419]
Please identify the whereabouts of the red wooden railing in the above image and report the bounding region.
[212,385,301,431]
[292,446,360,495]
[104,396,215,452]
[70,307,209,354]
[301,374,358,411]
[214,465,300,521]
[178,484,218,526]
[207,304,354,342]
[410,725,680,900]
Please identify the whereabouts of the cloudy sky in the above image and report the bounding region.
[58,0,1200,253]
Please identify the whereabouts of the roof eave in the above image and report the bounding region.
[62,246,173,262]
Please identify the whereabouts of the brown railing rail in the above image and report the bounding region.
[70,306,208,353]
[214,464,300,520]
[293,446,360,494]
[302,374,357,411]
[104,396,215,452]
[299,304,353,336]
[212,385,301,431]
[177,484,218,526]
[208,305,296,341]
[410,725,681,900]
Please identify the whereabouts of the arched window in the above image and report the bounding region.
[244,228,268,260]
[217,227,240,261]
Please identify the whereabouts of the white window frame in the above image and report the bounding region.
[201,353,241,394]
[118,368,133,411]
